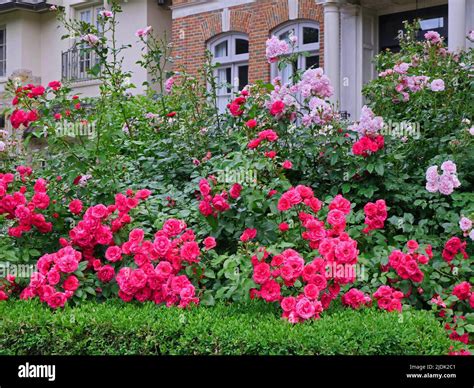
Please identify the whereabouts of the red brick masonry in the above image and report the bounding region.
[172,0,324,83]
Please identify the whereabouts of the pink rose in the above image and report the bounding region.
[69,199,83,215]
[180,241,200,262]
[203,236,216,250]
[295,297,316,320]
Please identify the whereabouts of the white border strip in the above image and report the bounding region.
[172,0,256,19]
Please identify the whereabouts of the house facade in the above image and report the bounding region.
[0,0,171,113]
[171,0,473,116]
[0,0,471,120]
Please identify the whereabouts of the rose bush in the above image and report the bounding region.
[0,6,472,355]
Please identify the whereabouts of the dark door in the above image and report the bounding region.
[379,5,448,52]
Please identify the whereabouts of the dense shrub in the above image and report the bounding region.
[0,5,473,355]
[0,300,451,355]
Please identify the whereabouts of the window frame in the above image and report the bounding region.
[0,26,6,78]
[270,21,321,82]
[70,4,104,81]
[75,4,105,30]
[208,33,249,112]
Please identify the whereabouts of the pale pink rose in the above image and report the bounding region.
[136,26,152,38]
[459,216,472,232]
[438,174,454,195]
[430,79,445,92]
[82,34,99,45]
[425,180,439,193]
[99,10,113,18]
[441,160,456,174]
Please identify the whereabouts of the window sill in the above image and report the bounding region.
[67,79,102,88]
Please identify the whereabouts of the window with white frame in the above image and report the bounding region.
[76,5,104,79]
[77,5,105,31]
[0,27,6,77]
[209,33,249,112]
[271,21,320,84]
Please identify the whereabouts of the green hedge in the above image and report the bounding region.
[0,300,450,355]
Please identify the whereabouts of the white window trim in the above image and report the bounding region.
[75,4,105,31]
[270,21,320,82]
[208,33,249,111]
[0,26,6,78]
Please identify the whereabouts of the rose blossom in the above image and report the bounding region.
[136,26,152,38]
[430,79,445,92]
[459,216,472,232]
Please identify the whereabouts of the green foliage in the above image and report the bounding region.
[0,300,452,355]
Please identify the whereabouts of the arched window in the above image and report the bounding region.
[271,21,320,84]
[208,33,249,112]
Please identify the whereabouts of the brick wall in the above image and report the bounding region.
[171,0,324,83]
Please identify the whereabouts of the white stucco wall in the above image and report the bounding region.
[0,0,172,100]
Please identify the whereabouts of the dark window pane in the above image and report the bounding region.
[279,30,292,42]
[235,38,249,54]
[238,65,248,90]
[226,67,232,93]
[0,30,4,42]
[305,55,319,70]
[303,27,319,44]
[215,40,228,58]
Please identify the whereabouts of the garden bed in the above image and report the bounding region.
[0,301,451,355]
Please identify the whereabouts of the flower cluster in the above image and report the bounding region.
[21,246,82,308]
[297,67,334,99]
[373,285,404,312]
[376,31,447,102]
[349,107,385,157]
[0,275,18,301]
[341,288,371,309]
[265,36,290,63]
[112,219,207,307]
[452,281,472,301]
[424,30,442,44]
[386,240,431,284]
[277,185,321,213]
[68,189,151,266]
[266,81,299,119]
[442,237,468,263]
[301,97,334,126]
[198,177,240,217]
[250,248,326,323]
[165,75,177,93]
[353,134,385,156]
[363,199,387,233]
[348,106,383,136]
[425,161,461,195]
[228,95,247,116]
[247,129,279,149]
[264,68,334,122]
[249,192,374,322]
[0,169,53,238]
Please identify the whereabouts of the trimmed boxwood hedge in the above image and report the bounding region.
[0,300,450,355]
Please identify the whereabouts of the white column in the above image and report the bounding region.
[323,1,341,105]
[340,5,359,119]
[448,0,466,52]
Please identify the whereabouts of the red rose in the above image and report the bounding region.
[270,100,285,116]
[203,236,216,250]
[245,119,257,128]
[229,183,242,199]
[69,199,83,215]
[240,228,257,242]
